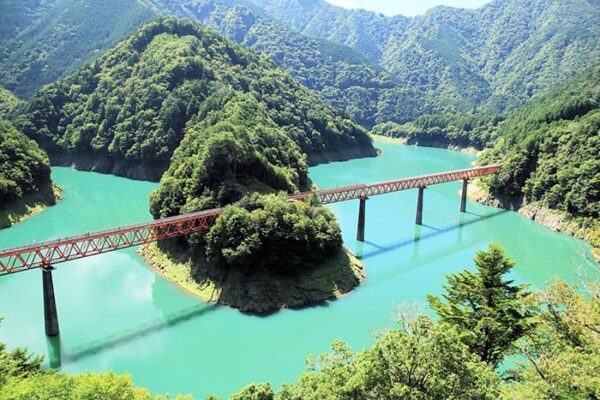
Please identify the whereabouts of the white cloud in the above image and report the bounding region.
[326,0,357,9]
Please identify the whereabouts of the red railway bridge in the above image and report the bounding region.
[0,164,501,336]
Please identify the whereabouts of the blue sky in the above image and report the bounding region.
[324,0,491,16]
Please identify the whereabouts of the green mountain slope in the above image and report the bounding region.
[0,86,20,118]
[0,0,156,98]
[5,0,598,131]
[3,0,597,132]
[251,0,600,116]
[131,0,407,128]
[481,64,600,218]
[13,18,375,182]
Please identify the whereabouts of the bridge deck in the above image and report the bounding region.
[0,164,500,275]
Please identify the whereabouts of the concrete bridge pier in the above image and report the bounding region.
[42,266,59,337]
[460,179,469,213]
[357,196,368,241]
[415,187,426,225]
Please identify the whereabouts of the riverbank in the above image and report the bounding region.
[0,182,62,229]
[370,134,481,156]
[139,242,365,313]
[468,180,599,261]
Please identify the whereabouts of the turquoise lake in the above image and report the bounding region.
[0,140,596,398]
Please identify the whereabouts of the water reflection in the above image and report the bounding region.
[46,335,62,368]
[358,209,507,260]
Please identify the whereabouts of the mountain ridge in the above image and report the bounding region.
[12,17,375,182]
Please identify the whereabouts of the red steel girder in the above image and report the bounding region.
[0,164,500,276]
[0,208,222,275]
[289,164,501,204]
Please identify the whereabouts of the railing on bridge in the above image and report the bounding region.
[0,209,222,276]
[0,164,500,337]
[289,164,500,204]
[0,164,500,276]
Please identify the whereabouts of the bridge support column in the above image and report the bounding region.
[415,187,426,225]
[460,179,468,213]
[357,196,368,242]
[42,266,59,337]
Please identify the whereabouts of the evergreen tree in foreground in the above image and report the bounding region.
[427,244,535,368]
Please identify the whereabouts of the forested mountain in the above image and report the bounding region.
[0,86,20,118]
[142,0,401,128]
[0,86,56,226]
[0,0,156,98]
[480,64,600,221]
[3,0,597,131]
[252,0,600,115]
[12,18,374,182]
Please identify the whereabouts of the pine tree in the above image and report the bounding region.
[427,244,535,368]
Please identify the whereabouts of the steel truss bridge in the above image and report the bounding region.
[0,164,500,276]
[0,163,500,336]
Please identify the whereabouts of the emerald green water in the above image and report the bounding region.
[0,140,596,398]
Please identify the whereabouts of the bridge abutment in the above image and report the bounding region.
[42,266,59,337]
[460,179,468,213]
[416,187,426,225]
[357,196,368,241]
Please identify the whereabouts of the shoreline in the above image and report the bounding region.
[139,243,366,313]
[374,134,598,261]
[468,180,599,261]
[0,183,62,229]
[370,133,482,156]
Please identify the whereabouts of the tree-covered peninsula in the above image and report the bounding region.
[10,17,372,310]
[144,87,365,312]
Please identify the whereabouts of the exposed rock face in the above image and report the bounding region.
[519,204,566,233]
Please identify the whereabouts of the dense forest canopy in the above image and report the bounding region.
[0,86,20,119]
[149,90,310,217]
[2,0,598,131]
[0,118,52,205]
[480,64,600,220]
[0,0,155,98]
[12,17,374,181]
[204,193,342,273]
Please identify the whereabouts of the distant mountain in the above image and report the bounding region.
[0,0,156,98]
[2,0,598,134]
[13,18,374,183]
[251,0,600,114]
[249,0,408,62]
